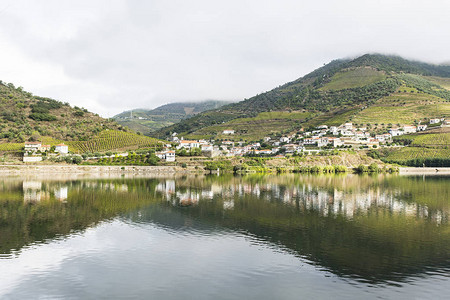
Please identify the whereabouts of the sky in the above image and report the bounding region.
[0,0,449,117]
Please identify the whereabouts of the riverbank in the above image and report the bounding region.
[399,167,450,175]
[2,164,449,176]
[0,164,190,175]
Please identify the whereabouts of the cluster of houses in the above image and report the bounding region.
[23,141,69,162]
[159,118,448,160]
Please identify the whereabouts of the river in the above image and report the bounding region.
[0,174,449,299]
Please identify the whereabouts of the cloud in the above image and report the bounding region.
[0,0,449,117]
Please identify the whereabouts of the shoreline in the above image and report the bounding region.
[399,167,450,175]
[0,164,189,175]
[0,164,450,176]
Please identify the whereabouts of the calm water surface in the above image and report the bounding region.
[0,174,449,299]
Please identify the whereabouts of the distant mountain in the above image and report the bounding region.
[152,54,450,141]
[113,100,232,135]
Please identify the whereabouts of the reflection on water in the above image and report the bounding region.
[0,174,449,298]
[156,175,447,223]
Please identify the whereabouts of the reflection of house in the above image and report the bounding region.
[55,186,68,201]
[23,181,43,202]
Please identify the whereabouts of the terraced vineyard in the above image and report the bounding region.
[0,143,24,152]
[410,133,450,147]
[319,67,387,91]
[187,111,314,141]
[66,130,161,153]
[381,147,450,167]
[352,87,450,125]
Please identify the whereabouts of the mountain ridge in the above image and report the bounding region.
[113,100,232,135]
[151,54,450,140]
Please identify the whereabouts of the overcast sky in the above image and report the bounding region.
[0,0,449,117]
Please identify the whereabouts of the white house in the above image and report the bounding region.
[389,128,404,136]
[156,150,176,162]
[375,135,386,142]
[177,140,200,150]
[430,118,441,124]
[330,137,343,147]
[222,129,235,135]
[417,124,427,131]
[55,144,69,154]
[24,142,41,152]
[201,144,213,151]
[403,125,417,134]
[165,151,175,162]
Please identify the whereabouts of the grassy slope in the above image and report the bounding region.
[0,82,164,154]
[319,67,386,91]
[185,111,314,141]
[352,86,450,125]
[0,83,122,143]
[425,76,450,90]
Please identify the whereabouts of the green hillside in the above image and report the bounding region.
[0,81,123,142]
[369,128,450,166]
[0,81,161,154]
[113,100,231,135]
[152,54,450,141]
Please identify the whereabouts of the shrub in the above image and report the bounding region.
[356,164,369,173]
[368,163,380,172]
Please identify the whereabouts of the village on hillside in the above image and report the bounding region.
[155,118,449,161]
[22,118,449,163]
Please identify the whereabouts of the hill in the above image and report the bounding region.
[0,81,161,154]
[113,100,231,135]
[152,54,450,141]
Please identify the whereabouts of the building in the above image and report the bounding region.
[222,129,235,135]
[344,123,353,130]
[39,144,51,152]
[430,118,441,124]
[55,143,69,154]
[165,151,175,162]
[417,124,427,131]
[389,128,404,136]
[24,142,41,152]
[403,125,417,134]
[375,135,386,142]
[280,136,290,143]
[156,150,176,162]
[177,140,200,150]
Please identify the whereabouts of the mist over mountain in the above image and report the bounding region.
[151,54,450,141]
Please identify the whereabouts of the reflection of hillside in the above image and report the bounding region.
[0,174,448,284]
[152,175,450,283]
[0,178,161,255]
[161,176,448,223]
